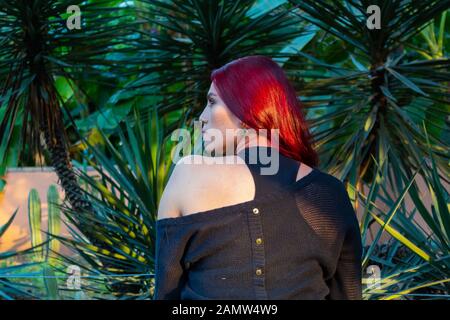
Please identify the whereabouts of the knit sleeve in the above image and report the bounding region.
[153,221,190,300]
[326,188,363,300]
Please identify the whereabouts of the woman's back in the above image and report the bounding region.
[175,145,312,218]
[154,146,362,300]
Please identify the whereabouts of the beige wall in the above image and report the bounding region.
[0,167,68,252]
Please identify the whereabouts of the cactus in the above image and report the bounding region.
[43,265,59,300]
[28,188,43,261]
[28,187,63,298]
[47,185,61,257]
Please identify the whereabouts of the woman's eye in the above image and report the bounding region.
[208,99,215,105]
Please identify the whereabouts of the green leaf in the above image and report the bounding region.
[386,67,429,97]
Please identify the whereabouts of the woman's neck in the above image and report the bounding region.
[235,133,278,155]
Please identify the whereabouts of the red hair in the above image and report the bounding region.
[210,55,318,167]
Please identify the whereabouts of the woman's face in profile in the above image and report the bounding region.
[199,82,242,156]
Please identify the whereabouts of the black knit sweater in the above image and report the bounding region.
[154,146,362,300]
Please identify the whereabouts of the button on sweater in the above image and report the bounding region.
[154,146,362,300]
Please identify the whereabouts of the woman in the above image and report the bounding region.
[155,55,362,300]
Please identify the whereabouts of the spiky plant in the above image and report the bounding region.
[0,211,40,299]
[287,0,450,198]
[129,0,311,126]
[56,108,177,299]
[358,128,449,299]
[0,0,131,214]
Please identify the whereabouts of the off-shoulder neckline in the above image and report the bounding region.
[156,166,321,226]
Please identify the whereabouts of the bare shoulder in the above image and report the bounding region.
[296,162,314,182]
[156,155,193,220]
[157,154,250,220]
